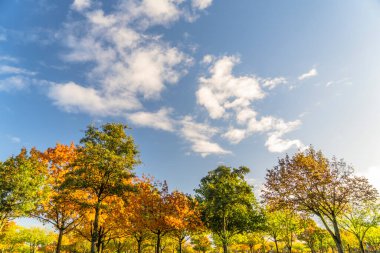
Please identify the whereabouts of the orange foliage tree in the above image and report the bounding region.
[115,176,154,253]
[168,191,203,253]
[75,196,125,253]
[61,123,139,253]
[34,143,83,253]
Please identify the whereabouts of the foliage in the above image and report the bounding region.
[0,148,47,233]
[33,143,83,253]
[340,202,380,253]
[195,166,265,253]
[263,147,378,253]
[61,123,140,253]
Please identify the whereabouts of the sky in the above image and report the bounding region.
[1,0,380,225]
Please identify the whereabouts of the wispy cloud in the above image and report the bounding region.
[261,77,287,90]
[298,68,318,80]
[0,65,36,76]
[71,0,91,11]
[49,0,210,115]
[192,0,213,10]
[127,108,175,132]
[180,116,231,157]
[197,55,303,153]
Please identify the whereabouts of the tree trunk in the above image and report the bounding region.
[274,240,279,253]
[223,242,228,253]
[155,231,161,253]
[358,239,365,253]
[56,228,64,253]
[91,202,101,253]
[249,245,254,253]
[331,218,344,253]
[178,237,183,253]
[137,237,143,253]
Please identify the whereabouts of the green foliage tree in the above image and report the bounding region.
[61,123,140,253]
[191,233,211,253]
[195,166,265,253]
[366,226,380,251]
[297,216,320,253]
[0,148,47,233]
[20,227,56,253]
[340,202,380,253]
[265,208,301,253]
[263,147,378,253]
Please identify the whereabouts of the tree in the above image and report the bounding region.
[265,209,283,253]
[340,202,380,253]
[117,176,154,253]
[75,196,124,253]
[297,216,321,253]
[168,191,204,253]
[263,147,378,253]
[21,227,55,253]
[195,166,265,253]
[191,233,211,253]
[265,208,301,253]
[237,232,261,253]
[143,180,176,253]
[366,226,380,251]
[62,123,140,253]
[0,148,47,233]
[34,143,83,253]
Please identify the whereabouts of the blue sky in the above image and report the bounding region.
[1,0,380,204]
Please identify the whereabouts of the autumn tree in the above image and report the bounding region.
[61,123,140,253]
[117,177,154,253]
[143,180,176,253]
[263,147,379,253]
[75,196,124,253]
[340,202,380,253]
[297,216,321,253]
[33,143,83,253]
[168,191,204,253]
[0,148,47,233]
[195,166,265,253]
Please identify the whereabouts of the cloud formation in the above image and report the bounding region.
[127,108,175,132]
[180,116,231,157]
[49,0,209,116]
[298,68,318,80]
[197,55,304,153]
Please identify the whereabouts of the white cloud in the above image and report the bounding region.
[197,55,303,153]
[197,56,265,119]
[57,1,194,115]
[128,108,175,132]
[0,56,18,63]
[222,128,246,144]
[265,124,304,153]
[192,0,213,10]
[0,76,30,91]
[261,77,287,89]
[0,65,36,75]
[298,68,318,80]
[71,0,91,11]
[180,116,231,157]
[48,82,141,115]
[9,136,21,143]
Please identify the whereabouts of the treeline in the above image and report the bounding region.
[0,123,379,253]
